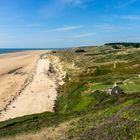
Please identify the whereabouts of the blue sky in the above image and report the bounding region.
[0,0,140,48]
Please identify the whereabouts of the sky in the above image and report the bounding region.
[0,0,140,48]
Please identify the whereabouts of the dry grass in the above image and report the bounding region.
[1,119,78,140]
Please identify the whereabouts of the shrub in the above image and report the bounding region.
[75,49,86,53]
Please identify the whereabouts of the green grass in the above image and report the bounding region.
[120,83,140,92]
[74,94,95,111]
[91,83,112,90]
[90,83,140,93]
[67,93,140,140]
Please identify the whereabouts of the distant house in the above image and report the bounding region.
[107,83,124,95]
[111,83,124,95]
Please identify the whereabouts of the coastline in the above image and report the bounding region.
[0,48,65,56]
[0,51,61,121]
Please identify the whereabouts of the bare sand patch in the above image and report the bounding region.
[0,51,46,112]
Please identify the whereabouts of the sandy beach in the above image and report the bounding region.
[0,51,60,121]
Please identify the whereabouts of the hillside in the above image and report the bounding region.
[0,45,140,140]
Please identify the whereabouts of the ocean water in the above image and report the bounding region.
[0,48,64,55]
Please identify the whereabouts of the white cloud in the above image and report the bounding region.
[46,25,83,32]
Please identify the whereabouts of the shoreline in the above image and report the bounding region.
[0,51,61,121]
[0,50,50,57]
[0,48,65,56]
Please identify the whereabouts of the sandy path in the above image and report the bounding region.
[0,55,59,121]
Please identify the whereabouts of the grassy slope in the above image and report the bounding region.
[0,46,140,139]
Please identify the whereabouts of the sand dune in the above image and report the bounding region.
[0,51,59,121]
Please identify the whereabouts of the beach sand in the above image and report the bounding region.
[0,51,59,121]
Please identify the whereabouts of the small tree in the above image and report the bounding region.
[75,49,86,53]
[134,44,139,48]
[112,45,120,49]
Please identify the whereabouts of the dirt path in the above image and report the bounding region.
[0,54,59,121]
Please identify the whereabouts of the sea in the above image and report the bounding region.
[0,48,64,55]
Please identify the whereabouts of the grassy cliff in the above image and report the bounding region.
[0,45,140,140]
